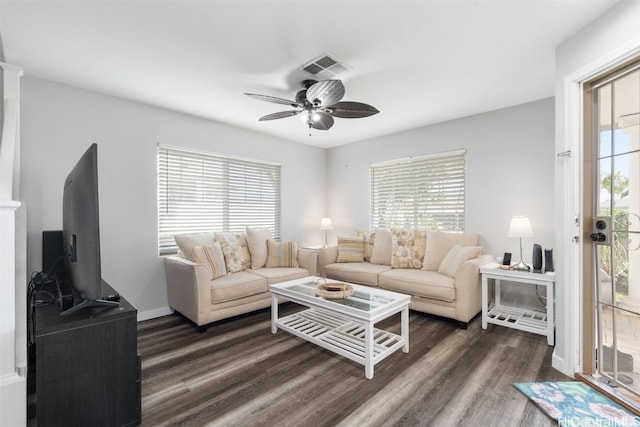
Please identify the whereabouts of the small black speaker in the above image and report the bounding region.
[42,230,64,275]
[544,249,554,273]
[532,244,543,272]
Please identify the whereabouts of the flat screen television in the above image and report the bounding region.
[61,143,118,316]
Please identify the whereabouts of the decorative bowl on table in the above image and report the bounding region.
[316,279,354,299]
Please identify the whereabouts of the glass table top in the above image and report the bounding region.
[277,279,405,313]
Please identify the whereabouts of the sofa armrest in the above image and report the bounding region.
[453,254,494,322]
[318,246,338,278]
[164,255,212,325]
[296,248,318,276]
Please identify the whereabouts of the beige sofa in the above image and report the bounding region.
[164,228,317,332]
[318,230,493,328]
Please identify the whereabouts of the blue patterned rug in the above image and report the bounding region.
[514,382,640,426]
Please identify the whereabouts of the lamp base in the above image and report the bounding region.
[512,261,531,271]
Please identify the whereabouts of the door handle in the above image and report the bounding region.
[590,232,607,242]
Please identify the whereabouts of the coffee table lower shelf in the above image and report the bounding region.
[275,309,405,376]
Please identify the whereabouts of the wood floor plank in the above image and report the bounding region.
[137,303,571,426]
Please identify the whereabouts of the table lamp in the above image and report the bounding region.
[508,216,533,271]
[320,217,333,247]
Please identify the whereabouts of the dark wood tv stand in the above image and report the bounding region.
[29,280,141,426]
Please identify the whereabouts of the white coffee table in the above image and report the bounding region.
[270,276,411,379]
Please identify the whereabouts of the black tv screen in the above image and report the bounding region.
[61,143,117,316]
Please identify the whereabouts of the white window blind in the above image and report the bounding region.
[158,146,281,254]
[370,150,466,231]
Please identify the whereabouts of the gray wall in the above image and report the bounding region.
[20,76,555,321]
[326,98,556,261]
[20,77,327,319]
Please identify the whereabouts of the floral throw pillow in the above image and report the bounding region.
[391,229,426,269]
[214,232,251,273]
[356,230,375,262]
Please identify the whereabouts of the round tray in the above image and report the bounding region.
[316,281,354,299]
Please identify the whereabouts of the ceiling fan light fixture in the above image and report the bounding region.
[245,78,379,134]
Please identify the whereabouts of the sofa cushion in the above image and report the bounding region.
[422,231,479,271]
[379,269,455,302]
[266,241,299,268]
[356,230,375,262]
[391,228,426,269]
[370,229,392,265]
[438,245,483,278]
[246,226,272,269]
[192,243,227,280]
[249,267,309,285]
[325,262,391,287]
[215,232,252,273]
[336,236,365,263]
[210,271,267,303]
[174,232,216,261]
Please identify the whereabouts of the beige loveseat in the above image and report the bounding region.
[318,230,492,328]
[164,228,317,332]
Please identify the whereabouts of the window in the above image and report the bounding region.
[370,150,466,231]
[158,145,281,254]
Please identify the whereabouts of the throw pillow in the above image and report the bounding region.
[391,228,427,269]
[370,229,392,265]
[266,240,299,268]
[214,232,251,273]
[192,243,227,280]
[356,230,375,262]
[422,231,479,271]
[336,236,365,263]
[173,232,216,261]
[245,226,272,269]
[438,245,483,278]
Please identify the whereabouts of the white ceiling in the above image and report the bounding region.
[0,0,619,148]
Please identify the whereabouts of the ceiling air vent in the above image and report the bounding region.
[299,53,350,80]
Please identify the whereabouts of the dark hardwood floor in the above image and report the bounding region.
[137,303,571,426]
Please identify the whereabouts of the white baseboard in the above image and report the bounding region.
[137,306,173,322]
[552,350,574,378]
[0,372,26,427]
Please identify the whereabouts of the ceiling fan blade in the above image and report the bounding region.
[245,93,301,108]
[259,110,302,121]
[328,101,380,118]
[310,111,334,130]
[306,80,345,107]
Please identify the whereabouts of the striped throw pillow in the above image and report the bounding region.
[336,236,365,263]
[266,241,299,268]
[192,243,227,280]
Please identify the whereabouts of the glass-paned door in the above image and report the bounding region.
[593,64,640,396]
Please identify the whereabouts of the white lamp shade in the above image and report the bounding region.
[320,217,333,230]
[508,216,533,238]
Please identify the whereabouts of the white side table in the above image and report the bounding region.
[480,263,556,345]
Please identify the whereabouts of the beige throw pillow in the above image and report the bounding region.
[266,241,299,268]
[370,229,392,265]
[356,230,375,262]
[192,243,227,280]
[391,229,427,269]
[173,232,216,261]
[422,231,479,271]
[245,227,272,269]
[438,245,483,277]
[336,236,365,263]
[214,232,251,273]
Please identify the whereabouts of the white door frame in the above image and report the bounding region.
[556,40,640,377]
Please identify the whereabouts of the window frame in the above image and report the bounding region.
[369,149,466,231]
[157,144,281,255]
